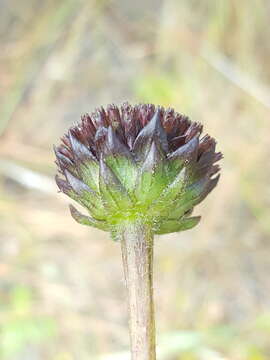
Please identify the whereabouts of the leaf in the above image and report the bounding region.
[53,145,75,173]
[79,160,100,192]
[156,176,217,219]
[99,157,133,211]
[133,109,168,161]
[69,130,96,162]
[103,127,138,193]
[150,166,187,216]
[135,140,167,205]
[56,175,106,220]
[155,216,201,234]
[64,169,91,194]
[69,205,109,231]
[168,135,199,162]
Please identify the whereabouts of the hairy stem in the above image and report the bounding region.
[119,220,156,360]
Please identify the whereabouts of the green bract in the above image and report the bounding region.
[55,103,222,238]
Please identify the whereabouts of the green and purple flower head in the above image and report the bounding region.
[54,103,222,238]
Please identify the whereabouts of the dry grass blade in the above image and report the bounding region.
[0,159,55,194]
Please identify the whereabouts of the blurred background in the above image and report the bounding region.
[1,0,270,359]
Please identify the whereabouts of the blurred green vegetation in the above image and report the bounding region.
[0,286,56,359]
[0,0,270,359]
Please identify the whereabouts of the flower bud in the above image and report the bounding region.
[54,103,222,237]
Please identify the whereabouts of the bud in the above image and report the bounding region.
[54,103,222,237]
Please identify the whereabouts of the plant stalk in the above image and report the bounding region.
[120,220,156,360]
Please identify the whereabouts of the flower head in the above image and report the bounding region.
[55,103,222,237]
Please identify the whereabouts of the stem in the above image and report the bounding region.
[119,220,156,360]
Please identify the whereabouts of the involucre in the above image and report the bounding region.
[54,102,222,238]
